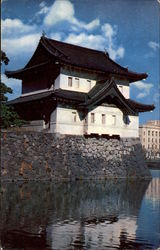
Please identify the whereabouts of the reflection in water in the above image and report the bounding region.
[0,170,160,249]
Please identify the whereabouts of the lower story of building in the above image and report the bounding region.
[21,104,139,138]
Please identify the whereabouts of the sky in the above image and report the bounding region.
[1,0,160,124]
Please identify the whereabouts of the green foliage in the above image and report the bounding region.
[1,50,9,65]
[1,103,25,128]
[1,50,25,128]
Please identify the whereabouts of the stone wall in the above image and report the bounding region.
[1,131,151,181]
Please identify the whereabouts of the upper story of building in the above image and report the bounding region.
[5,36,148,99]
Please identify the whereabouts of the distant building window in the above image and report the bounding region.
[144,131,145,136]
[148,130,150,136]
[152,138,154,143]
[72,112,77,122]
[155,138,157,143]
[112,115,116,125]
[152,131,154,136]
[156,131,158,137]
[68,77,72,87]
[91,113,95,123]
[102,114,105,124]
[87,80,92,89]
[148,138,150,142]
[155,145,157,149]
[75,78,79,88]
[143,138,145,142]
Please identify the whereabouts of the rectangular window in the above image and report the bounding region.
[102,114,105,124]
[87,80,92,89]
[144,131,145,136]
[84,115,88,124]
[91,113,95,123]
[112,115,116,125]
[75,78,79,88]
[72,112,77,122]
[156,131,158,137]
[152,131,154,136]
[148,130,150,136]
[148,138,150,142]
[152,138,154,143]
[68,77,72,87]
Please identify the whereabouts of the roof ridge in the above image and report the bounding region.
[45,36,105,54]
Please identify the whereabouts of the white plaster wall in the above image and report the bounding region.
[50,109,57,133]
[55,106,84,135]
[117,84,130,98]
[87,106,138,137]
[52,105,139,137]
[54,73,96,92]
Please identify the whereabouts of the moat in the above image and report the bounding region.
[0,169,160,250]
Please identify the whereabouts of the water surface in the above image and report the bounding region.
[0,169,160,249]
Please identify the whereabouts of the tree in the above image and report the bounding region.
[0,50,25,128]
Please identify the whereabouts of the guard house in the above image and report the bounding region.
[6,36,155,137]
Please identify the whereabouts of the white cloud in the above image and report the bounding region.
[65,33,105,50]
[50,32,62,41]
[65,23,125,61]
[101,23,124,60]
[148,41,160,51]
[131,81,153,99]
[1,74,20,89]
[2,33,41,56]
[36,1,49,16]
[44,0,99,31]
[2,18,36,37]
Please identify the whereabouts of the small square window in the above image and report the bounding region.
[102,114,105,124]
[68,77,72,87]
[112,115,116,125]
[75,78,79,88]
[84,115,88,124]
[87,80,92,89]
[72,112,76,122]
[91,113,95,123]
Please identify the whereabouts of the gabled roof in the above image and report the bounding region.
[79,78,155,114]
[5,36,148,82]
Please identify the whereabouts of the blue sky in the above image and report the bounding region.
[1,0,160,124]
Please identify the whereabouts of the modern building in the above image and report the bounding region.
[6,35,154,137]
[139,120,160,158]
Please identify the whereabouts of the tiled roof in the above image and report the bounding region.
[5,36,147,82]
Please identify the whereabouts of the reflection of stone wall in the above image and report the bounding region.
[0,180,149,249]
[1,131,151,180]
